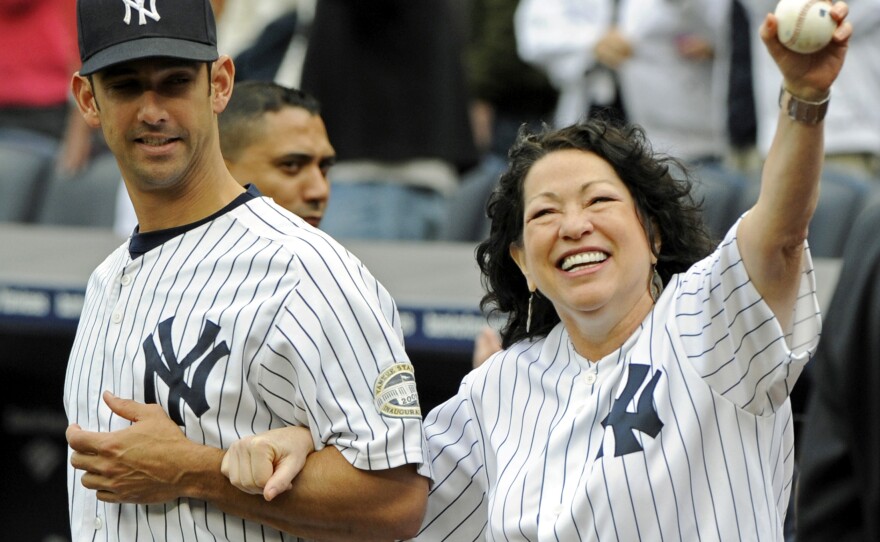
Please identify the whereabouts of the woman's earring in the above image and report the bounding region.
[650,266,664,302]
[526,291,534,333]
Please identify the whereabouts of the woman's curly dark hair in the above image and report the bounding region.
[476,118,716,349]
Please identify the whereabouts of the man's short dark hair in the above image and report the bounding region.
[219,81,322,161]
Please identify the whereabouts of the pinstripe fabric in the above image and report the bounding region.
[64,196,430,542]
[415,224,820,541]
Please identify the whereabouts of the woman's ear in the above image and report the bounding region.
[650,217,662,257]
[509,242,536,292]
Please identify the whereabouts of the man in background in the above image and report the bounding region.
[219,80,335,228]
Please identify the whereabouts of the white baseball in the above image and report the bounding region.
[774,0,836,54]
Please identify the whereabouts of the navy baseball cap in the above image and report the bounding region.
[77,0,219,76]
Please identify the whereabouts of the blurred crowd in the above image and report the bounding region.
[2,0,879,247]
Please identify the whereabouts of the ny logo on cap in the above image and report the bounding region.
[122,0,160,26]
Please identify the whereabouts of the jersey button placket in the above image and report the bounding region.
[112,272,131,324]
[575,371,599,414]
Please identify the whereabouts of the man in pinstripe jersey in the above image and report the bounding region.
[62,0,431,540]
[220,4,854,541]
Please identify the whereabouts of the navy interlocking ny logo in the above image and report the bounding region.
[598,364,664,458]
[143,317,229,425]
[122,0,160,25]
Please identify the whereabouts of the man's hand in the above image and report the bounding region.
[594,27,633,70]
[55,109,94,176]
[675,34,714,61]
[66,391,206,504]
[221,426,315,502]
[67,392,428,540]
[472,326,502,369]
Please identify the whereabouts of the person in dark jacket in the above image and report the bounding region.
[796,197,880,542]
[298,0,477,240]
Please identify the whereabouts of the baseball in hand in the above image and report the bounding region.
[774,0,836,54]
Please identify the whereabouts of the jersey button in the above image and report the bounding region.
[94,516,103,530]
[120,274,131,286]
[111,312,122,324]
[584,372,597,385]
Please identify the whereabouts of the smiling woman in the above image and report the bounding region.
[480,121,714,351]
[417,110,826,538]
[414,1,851,531]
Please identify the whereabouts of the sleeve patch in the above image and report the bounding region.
[373,363,422,418]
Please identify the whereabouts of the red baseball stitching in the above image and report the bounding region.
[784,0,830,49]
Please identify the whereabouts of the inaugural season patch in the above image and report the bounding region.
[373,363,421,418]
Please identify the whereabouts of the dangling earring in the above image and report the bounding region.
[650,266,664,302]
[526,291,534,333]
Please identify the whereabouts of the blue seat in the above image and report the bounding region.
[689,162,751,242]
[36,152,122,229]
[440,155,506,242]
[734,167,876,258]
[0,129,58,223]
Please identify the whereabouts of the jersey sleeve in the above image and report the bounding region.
[257,242,430,477]
[413,376,489,540]
[674,217,821,415]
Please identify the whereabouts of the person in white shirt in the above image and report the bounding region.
[741,0,880,180]
[515,0,731,164]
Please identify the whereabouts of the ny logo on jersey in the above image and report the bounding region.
[143,317,229,425]
[122,0,160,26]
[598,364,664,458]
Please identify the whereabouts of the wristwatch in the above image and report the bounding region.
[779,87,830,125]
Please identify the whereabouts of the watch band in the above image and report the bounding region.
[778,86,830,125]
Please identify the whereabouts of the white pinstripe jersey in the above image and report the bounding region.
[415,225,821,541]
[64,193,431,541]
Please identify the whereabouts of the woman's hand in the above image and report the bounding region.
[760,2,852,100]
[221,426,315,501]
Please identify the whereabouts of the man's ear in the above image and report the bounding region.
[71,73,101,129]
[509,242,536,293]
[210,55,235,114]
